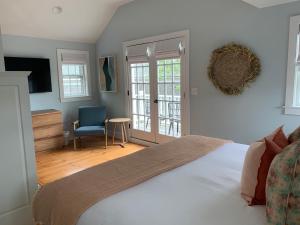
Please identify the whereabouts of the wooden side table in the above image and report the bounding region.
[109,118,131,148]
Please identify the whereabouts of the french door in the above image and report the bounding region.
[125,32,189,143]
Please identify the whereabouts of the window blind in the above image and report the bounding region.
[126,37,185,60]
[155,37,185,56]
[60,51,89,64]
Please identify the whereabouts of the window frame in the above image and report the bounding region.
[57,49,92,103]
[285,15,300,115]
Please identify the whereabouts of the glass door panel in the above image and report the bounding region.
[156,58,182,139]
[129,62,154,141]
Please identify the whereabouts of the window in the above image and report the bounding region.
[57,49,91,102]
[285,15,300,115]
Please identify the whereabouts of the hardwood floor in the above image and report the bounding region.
[36,136,145,185]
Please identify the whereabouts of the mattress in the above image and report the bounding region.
[77,143,267,225]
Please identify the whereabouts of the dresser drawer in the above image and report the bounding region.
[32,112,62,128]
[35,136,64,152]
[32,109,64,152]
[33,124,64,140]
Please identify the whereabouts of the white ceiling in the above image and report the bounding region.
[0,0,299,43]
[0,0,132,43]
[242,0,299,8]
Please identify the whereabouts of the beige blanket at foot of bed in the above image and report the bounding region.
[33,135,231,225]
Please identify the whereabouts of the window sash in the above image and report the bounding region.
[61,64,88,98]
[62,63,85,76]
[63,77,86,97]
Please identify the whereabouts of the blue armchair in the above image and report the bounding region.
[73,106,108,149]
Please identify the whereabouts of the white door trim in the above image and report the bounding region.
[123,30,190,143]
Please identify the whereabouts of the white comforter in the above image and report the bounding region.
[77,143,267,225]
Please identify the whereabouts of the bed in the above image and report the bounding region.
[33,136,267,225]
[77,142,266,225]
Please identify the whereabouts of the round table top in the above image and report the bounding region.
[109,118,131,123]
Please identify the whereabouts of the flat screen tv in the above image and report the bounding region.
[4,57,52,93]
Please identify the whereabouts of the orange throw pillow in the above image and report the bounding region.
[241,126,289,206]
[250,138,283,205]
[270,126,289,148]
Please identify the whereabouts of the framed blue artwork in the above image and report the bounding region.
[99,56,117,92]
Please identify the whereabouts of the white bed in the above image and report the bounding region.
[77,143,267,225]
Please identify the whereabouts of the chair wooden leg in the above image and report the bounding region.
[105,131,108,149]
[121,123,125,144]
[74,137,77,150]
[113,123,116,144]
[123,123,128,143]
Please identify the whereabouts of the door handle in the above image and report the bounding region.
[154,99,158,104]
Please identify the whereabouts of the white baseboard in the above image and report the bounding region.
[128,137,156,147]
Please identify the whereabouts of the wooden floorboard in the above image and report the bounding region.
[36,136,145,185]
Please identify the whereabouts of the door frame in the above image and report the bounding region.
[123,30,190,143]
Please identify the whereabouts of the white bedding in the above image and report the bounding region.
[77,143,267,225]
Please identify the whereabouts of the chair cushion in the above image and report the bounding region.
[74,126,105,136]
[79,106,106,127]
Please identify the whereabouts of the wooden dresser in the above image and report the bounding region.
[32,109,64,152]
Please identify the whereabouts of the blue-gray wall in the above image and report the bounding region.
[2,35,99,131]
[96,0,300,144]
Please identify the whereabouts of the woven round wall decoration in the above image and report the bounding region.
[208,43,261,95]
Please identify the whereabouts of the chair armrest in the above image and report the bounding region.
[73,120,79,130]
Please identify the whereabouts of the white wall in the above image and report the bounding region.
[96,0,300,144]
[0,28,4,71]
[2,35,100,132]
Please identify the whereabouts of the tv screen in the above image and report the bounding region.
[4,57,52,94]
